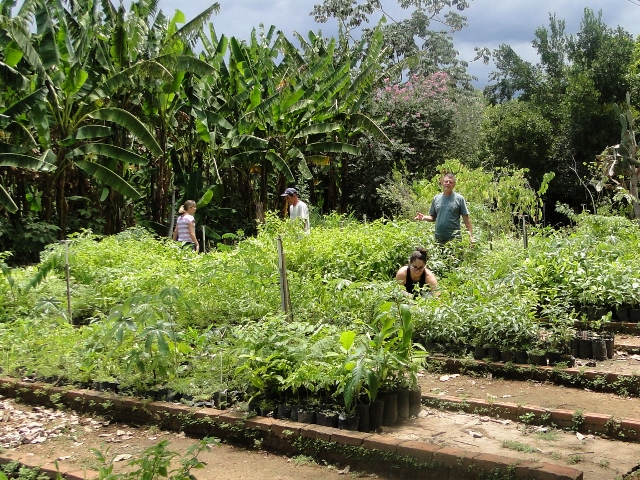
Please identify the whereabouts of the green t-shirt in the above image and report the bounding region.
[429,192,469,242]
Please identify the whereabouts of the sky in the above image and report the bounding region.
[137,1,640,87]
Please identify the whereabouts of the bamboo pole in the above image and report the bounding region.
[276,236,292,321]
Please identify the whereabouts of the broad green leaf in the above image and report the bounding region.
[197,189,214,208]
[3,42,23,68]
[7,24,45,74]
[173,4,220,47]
[67,143,149,165]
[60,126,112,146]
[95,61,173,98]
[225,135,268,149]
[35,4,60,69]
[304,142,360,155]
[340,330,357,351]
[265,151,294,182]
[171,55,218,77]
[294,123,341,139]
[348,112,391,144]
[74,160,142,199]
[249,86,261,110]
[285,98,313,114]
[205,111,233,130]
[89,108,163,157]
[3,88,47,119]
[61,66,88,96]
[298,157,312,180]
[0,152,56,171]
[0,183,18,213]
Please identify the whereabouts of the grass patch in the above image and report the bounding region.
[292,454,318,467]
[501,440,537,453]
[598,459,610,469]
[567,454,583,465]
[534,430,559,441]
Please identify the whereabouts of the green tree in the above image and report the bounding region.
[482,8,635,215]
[311,0,484,86]
[480,101,553,188]
[0,0,163,236]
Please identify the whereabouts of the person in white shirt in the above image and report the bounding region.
[172,200,199,251]
[281,187,310,233]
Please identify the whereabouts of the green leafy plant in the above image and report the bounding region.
[91,437,218,479]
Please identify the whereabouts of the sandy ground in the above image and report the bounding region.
[2,335,640,479]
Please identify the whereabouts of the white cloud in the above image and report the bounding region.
[112,0,640,86]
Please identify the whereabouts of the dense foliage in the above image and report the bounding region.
[0,0,639,269]
[0,209,637,409]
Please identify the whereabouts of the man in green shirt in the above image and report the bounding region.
[415,173,474,243]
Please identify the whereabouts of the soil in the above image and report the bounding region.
[2,334,640,480]
[0,397,390,480]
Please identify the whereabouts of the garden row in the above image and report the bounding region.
[0,301,428,429]
[2,214,640,418]
[0,377,585,480]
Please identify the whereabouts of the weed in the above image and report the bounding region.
[518,412,536,424]
[535,430,559,441]
[566,454,583,465]
[598,459,610,468]
[501,440,537,453]
[571,410,585,432]
[292,454,318,467]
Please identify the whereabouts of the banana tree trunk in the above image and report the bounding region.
[630,168,640,220]
[56,170,68,238]
[339,153,349,214]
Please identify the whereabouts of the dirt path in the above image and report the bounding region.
[3,335,640,480]
[418,370,639,417]
[415,372,640,480]
[0,397,392,480]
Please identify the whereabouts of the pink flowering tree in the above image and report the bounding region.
[372,72,479,174]
[346,72,482,216]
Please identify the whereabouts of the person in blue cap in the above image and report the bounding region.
[281,187,310,233]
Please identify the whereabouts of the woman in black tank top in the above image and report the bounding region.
[395,247,439,297]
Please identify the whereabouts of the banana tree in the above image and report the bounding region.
[288,28,394,212]
[202,26,387,217]
[0,0,164,235]
[105,1,220,228]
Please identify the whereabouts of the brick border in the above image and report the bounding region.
[422,392,640,441]
[0,378,582,480]
[430,357,640,396]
